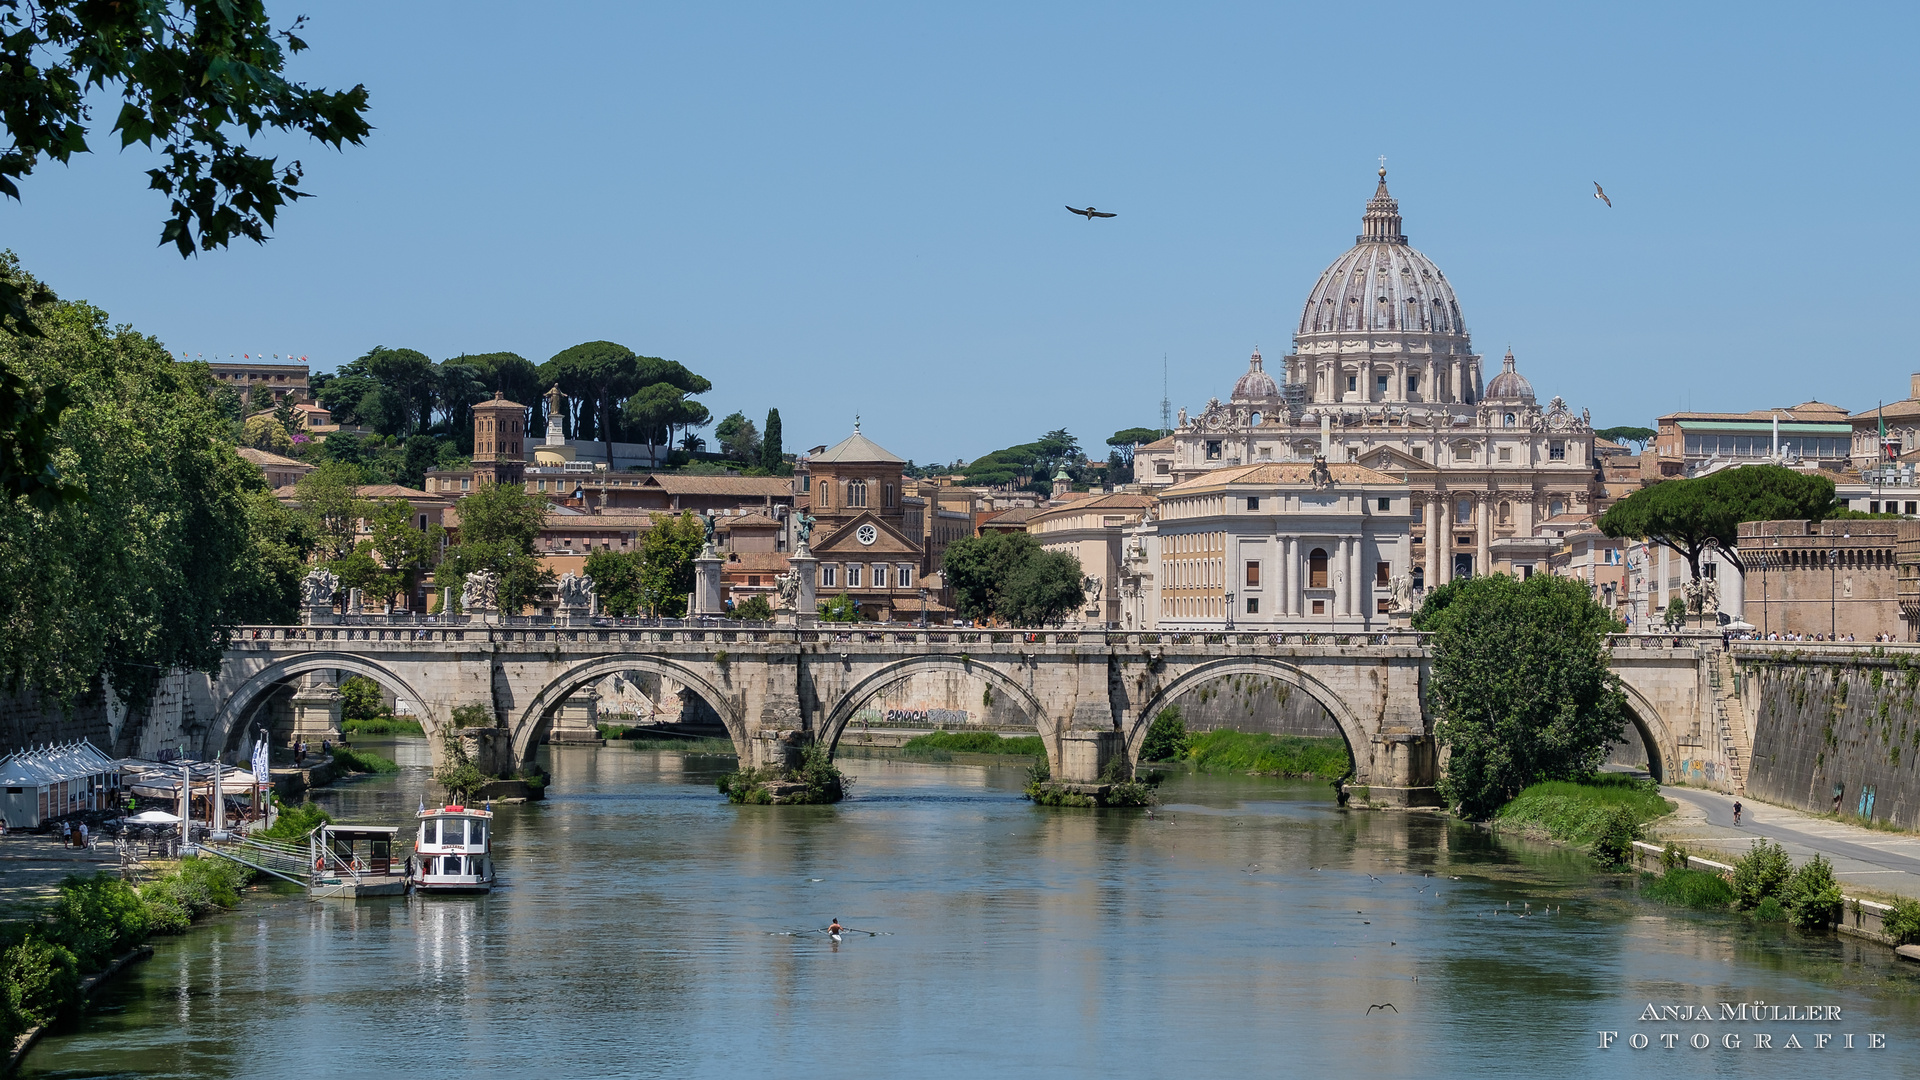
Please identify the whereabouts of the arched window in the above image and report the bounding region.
[1504,413,1516,428]
[1498,501,1512,525]
[848,479,867,507]
[1309,548,1329,588]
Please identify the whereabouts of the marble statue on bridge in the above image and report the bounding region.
[557,572,596,613]
[300,568,339,608]
[462,569,500,612]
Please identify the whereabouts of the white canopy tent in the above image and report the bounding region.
[0,740,120,829]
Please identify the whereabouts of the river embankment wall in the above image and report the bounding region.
[1738,650,1920,830]
[0,672,225,759]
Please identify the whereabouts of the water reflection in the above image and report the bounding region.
[21,743,1920,1080]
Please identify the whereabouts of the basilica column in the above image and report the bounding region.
[1334,537,1350,616]
[1476,493,1492,579]
[1288,537,1303,617]
[1420,495,1436,591]
[1353,534,1369,621]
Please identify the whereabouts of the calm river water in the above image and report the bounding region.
[20,740,1920,1079]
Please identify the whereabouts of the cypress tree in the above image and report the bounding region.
[761,408,783,472]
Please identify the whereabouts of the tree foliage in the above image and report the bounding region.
[714,411,759,461]
[0,267,286,705]
[941,531,1085,626]
[438,482,552,614]
[1413,574,1628,819]
[0,1,371,255]
[959,429,1087,491]
[760,408,784,473]
[583,549,644,617]
[1598,464,1836,579]
[1595,425,1655,450]
[635,512,704,617]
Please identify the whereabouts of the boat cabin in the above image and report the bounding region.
[412,805,495,892]
[308,824,409,898]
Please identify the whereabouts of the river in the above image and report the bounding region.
[20,740,1920,1079]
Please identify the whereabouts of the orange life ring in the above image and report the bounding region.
[314,856,324,870]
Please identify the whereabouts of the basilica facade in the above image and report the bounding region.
[1134,169,1599,604]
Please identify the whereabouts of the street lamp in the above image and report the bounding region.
[918,587,928,630]
[1224,590,1235,631]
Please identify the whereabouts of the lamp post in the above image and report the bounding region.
[918,587,928,630]
[1829,536,1838,641]
[1224,590,1235,631]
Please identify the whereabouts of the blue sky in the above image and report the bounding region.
[5,1,1915,464]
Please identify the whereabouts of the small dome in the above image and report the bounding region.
[1232,348,1279,401]
[1485,349,1535,402]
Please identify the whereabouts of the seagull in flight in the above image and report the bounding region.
[1066,205,1117,220]
[1592,182,1612,208]
[1367,1003,1399,1014]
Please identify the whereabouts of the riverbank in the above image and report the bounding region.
[2,855,257,1070]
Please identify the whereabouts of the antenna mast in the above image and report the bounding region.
[1160,354,1172,436]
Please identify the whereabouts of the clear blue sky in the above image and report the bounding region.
[5,1,1915,464]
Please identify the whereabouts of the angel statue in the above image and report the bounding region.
[462,569,500,611]
[1083,574,1104,606]
[1389,573,1413,613]
[300,568,339,607]
[774,570,801,610]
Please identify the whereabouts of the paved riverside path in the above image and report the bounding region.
[1649,785,1920,902]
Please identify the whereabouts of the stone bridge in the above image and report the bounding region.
[192,622,1730,805]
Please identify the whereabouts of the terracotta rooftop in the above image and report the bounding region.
[236,446,309,468]
[640,474,794,497]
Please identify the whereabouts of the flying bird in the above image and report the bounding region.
[1592,182,1611,208]
[1066,205,1117,220]
[1367,1004,1399,1014]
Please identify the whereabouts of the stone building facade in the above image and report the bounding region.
[1737,519,1907,640]
[1027,493,1156,627]
[1134,169,1597,593]
[797,424,952,621]
[1122,461,1411,632]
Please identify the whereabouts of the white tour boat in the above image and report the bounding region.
[411,804,495,893]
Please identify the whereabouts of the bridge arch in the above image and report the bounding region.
[1613,679,1677,785]
[510,656,742,767]
[1128,657,1382,781]
[819,656,1048,756]
[208,653,436,757]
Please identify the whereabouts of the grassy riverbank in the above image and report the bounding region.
[1492,775,1674,845]
[341,717,425,735]
[901,731,1046,758]
[3,857,256,1051]
[330,747,399,774]
[1184,731,1350,778]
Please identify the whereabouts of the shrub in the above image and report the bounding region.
[1753,896,1787,922]
[1883,896,1920,945]
[50,873,149,971]
[718,740,849,804]
[1730,839,1794,910]
[1,931,80,1032]
[1783,854,1842,931]
[260,801,331,841]
[139,856,253,935]
[1590,806,1642,869]
[730,595,774,620]
[1643,867,1735,909]
[1660,841,1690,870]
[449,703,495,729]
[1139,708,1190,762]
